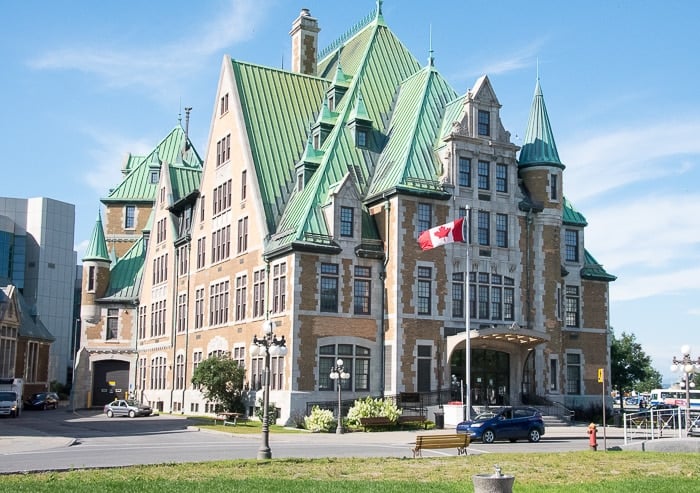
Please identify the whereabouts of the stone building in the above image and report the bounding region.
[75,3,615,421]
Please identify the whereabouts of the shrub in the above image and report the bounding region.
[304,406,336,432]
[346,397,401,427]
[255,398,278,424]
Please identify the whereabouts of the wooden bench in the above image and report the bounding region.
[359,416,394,431]
[215,412,247,426]
[398,414,428,429]
[411,433,470,458]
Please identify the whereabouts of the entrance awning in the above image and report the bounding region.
[472,324,550,347]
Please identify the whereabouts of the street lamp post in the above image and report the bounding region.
[250,320,287,459]
[329,358,350,434]
[670,344,700,438]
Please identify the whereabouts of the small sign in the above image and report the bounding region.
[597,368,604,383]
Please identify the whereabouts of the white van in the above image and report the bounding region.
[0,378,24,417]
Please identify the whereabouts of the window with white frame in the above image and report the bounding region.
[125,205,135,229]
[138,306,146,339]
[478,160,490,190]
[417,203,432,233]
[271,262,286,313]
[566,353,581,394]
[235,274,247,321]
[191,351,202,388]
[177,245,188,276]
[196,237,206,269]
[478,110,490,136]
[477,211,490,246]
[470,272,515,321]
[318,343,370,391]
[565,229,579,262]
[495,213,508,248]
[237,217,248,253]
[106,308,119,340]
[175,354,185,390]
[252,268,265,318]
[320,263,339,313]
[194,288,204,329]
[353,265,371,315]
[233,346,245,370]
[417,266,432,315]
[150,356,167,390]
[0,325,17,378]
[340,206,354,237]
[25,341,39,382]
[138,357,147,391]
[452,272,465,318]
[496,163,507,193]
[565,285,580,328]
[177,293,187,333]
[209,280,229,326]
[458,157,471,187]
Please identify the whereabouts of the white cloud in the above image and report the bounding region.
[561,121,700,202]
[28,0,266,93]
[450,38,547,82]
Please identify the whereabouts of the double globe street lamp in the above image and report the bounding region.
[250,320,287,459]
[670,344,700,437]
[329,359,350,434]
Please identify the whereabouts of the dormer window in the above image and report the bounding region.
[313,132,321,150]
[340,206,354,237]
[150,170,160,184]
[328,93,335,111]
[478,110,490,136]
[356,129,368,148]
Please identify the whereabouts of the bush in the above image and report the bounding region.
[255,398,278,424]
[304,406,336,432]
[346,397,401,427]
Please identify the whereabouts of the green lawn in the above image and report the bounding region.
[3,452,698,492]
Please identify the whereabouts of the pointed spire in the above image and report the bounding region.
[519,79,564,169]
[333,63,349,86]
[349,90,371,123]
[428,24,434,67]
[83,211,110,263]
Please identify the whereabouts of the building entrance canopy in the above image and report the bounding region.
[446,324,550,357]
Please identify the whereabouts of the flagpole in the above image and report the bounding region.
[464,207,471,422]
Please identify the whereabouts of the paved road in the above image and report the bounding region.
[0,407,630,474]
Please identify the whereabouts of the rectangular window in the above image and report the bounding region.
[565,230,579,262]
[503,287,514,321]
[496,163,507,193]
[452,272,464,318]
[25,341,39,382]
[252,269,265,318]
[235,275,247,321]
[417,266,432,315]
[177,245,188,276]
[209,280,230,326]
[196,237,206,269]
[233,346,245,370]
[241,170,247,200]
[490,287,502,319]
[565,286,580,328]
[356,129,368,147]
[550,173,558,201]
[251,357,263,390]
[138,305,146,339]
[194,288,204,329]
[550,358,558,391]
[156,218,167,243]
[477,211,490,246]
[237,217,248,253]
[354,266,371,315]
[211,225,231,263]
[340,206,354,237]
[106,308,119,340]
[270,356,285,390]
[87,266,96,292]
[177,293,187,333]
[478,160,490,190]
[220,93,229,115]
[272,262,287,313]
[495,213,508,248]
[478,110,490,136]
[458,157,471,187]
[175,354,185,390]
[566,353,581,394]
[417,203,432,233]
[320,263,339,313]
[125,206,135,229]
[150,170,160,184]
[478,285,489,319]
[200,195,205,222]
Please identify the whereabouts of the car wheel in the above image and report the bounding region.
[528,428,541,443]
[129,410,136,418]
[107,409,114,418]
[482,429,496,444]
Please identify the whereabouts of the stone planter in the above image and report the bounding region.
[472,466,515,493]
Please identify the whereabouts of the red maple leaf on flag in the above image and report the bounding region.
[434,225,452,239]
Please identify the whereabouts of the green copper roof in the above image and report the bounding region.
[519,80,564,170]
[562,197,588,226]
[232,60,329,231]
[348,91,371,123]
[102,235,146,301]
[83,212,110,262]
[581,249,616,282]
[367,64,457,200]
[103,125,202,203]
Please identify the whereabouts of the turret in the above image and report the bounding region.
[80,212,111,323]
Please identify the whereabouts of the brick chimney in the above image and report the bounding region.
[290,8,320,75]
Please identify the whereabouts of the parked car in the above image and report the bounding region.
[104,399,152,418]
[24,392,59,410]
[456,406,545,443]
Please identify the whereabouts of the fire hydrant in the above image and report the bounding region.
[587,422,598,451]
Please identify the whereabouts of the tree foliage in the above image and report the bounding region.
[190,354,246,413]
[610,330,661,409]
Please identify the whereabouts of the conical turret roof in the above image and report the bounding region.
[519,80,564,169]
[83,211,110,262]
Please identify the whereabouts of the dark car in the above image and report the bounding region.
[104,399,153,418]
[456,406,545,443]
[24,392,60,410]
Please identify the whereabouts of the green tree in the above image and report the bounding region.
[191,354,246,413]
[610,331,661,410]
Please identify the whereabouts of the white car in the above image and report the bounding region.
[104,399,152,418]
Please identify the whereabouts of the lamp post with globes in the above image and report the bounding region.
[249,320,287,459]
[670,345,700,438]
[329,359,350,434]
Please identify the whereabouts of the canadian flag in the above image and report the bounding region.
[418,217,467,251]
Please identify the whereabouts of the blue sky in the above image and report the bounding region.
[2,1,698,383]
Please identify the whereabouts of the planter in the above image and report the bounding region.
[472,466,515,493]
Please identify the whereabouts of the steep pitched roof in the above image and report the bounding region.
[83,212,110,262]
[101,235,146,301]
[265,11,425,254]
[519,80,564,170]
[581,250,616,282]
[562,197,588,226]
[102,125,202,204]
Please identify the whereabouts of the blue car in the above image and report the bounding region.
[456,406,545,443]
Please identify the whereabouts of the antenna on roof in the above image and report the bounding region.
[184,107,192,150]
[536,57,540,81]
[428,24,434,67]
[178,97,182,125]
